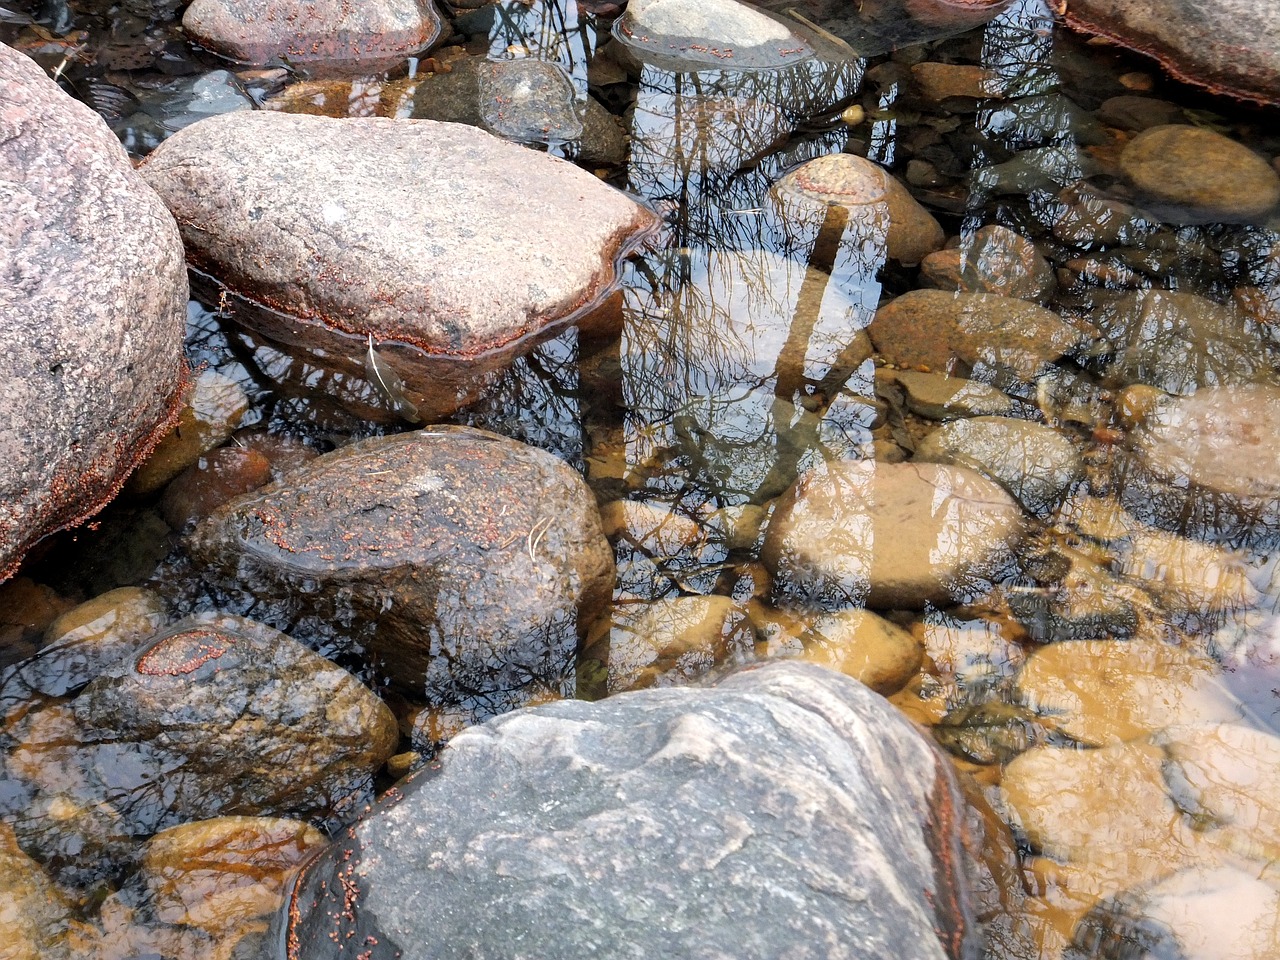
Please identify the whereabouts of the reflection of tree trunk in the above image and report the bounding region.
[774,202,850,400]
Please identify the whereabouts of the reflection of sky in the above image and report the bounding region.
[485,0,595,99]
[618,46,884,506]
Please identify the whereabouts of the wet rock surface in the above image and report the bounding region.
[141,111,656,420]
[919,225,1054,301]
[582,594,758,694]
[0,612,395,889]
[187,428,615,718]
[182,0,445,73]
[137,816,327,938]
[73,614,398,818]
[1064,0,1280,106]
[272,661,1000,960]
[763,460,1026,609]
[0,43,188,579]
[0,821,77,960]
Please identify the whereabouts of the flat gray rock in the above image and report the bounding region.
[0,44,189,581]
[272,661,995,960]
[140,111,656,420]
[1065,0,1280,106]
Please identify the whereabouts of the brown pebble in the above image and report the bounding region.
[1118,71,1154,91]
[159,446,273,530]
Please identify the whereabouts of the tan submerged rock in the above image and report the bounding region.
[762,459,1026,610]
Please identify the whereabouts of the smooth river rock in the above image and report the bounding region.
[762,459,1026,610]
[186,427,615,719]
[1063,0,1280,106]
[914,416,1083,515]
[182,0,445,74]
[1116,385,1280,546]
[72,614,399,823]
[919,225,1054,302]
[270,661,1014,960]
[0,43,189,579]
[771,153,945,265]
[141,111,656,421]
[869,290,1091,388]
[1118,124,1280,222]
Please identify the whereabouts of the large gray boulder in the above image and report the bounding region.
[140,111,656,421]
[271,661,1018,960]
[1064,0,1280,106]
[0,44,189,580]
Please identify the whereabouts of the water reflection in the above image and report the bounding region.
[10,0,1280,955]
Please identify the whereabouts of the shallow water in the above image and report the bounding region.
[4,0,1280,956]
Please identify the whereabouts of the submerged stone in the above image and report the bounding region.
[73,614,398,822]
[186,428,615,719]
[141,112,656,421]
[1091,289,1277,395]
[1001,742,1214,897]
[893,370,1017,420]
[1159,722,1280,860]
[1116,385,1280,547]
[772,153,944,265]
[182,0,445,74]
[580,594,758,693]
[0,43,188,579]
[1119,125,1280,222]
[1014,639,1244,745]
[1066,865,1280,960]
[126,368,249,496]
[399,57,625,162]
[138,816,327,937]
[914,416,1083,515]
[755,0,1013,57]
[801,607,923,695]
[270,661,1003,960]
[869,290,1091,388]
[762,459,1026,610]
[919,225,1054,302]
[0,822,77,960]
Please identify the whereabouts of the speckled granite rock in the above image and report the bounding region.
[1064,0,1280,106]
[141,111,656,420]
[182,0,445,74]
[0,43,188,579]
